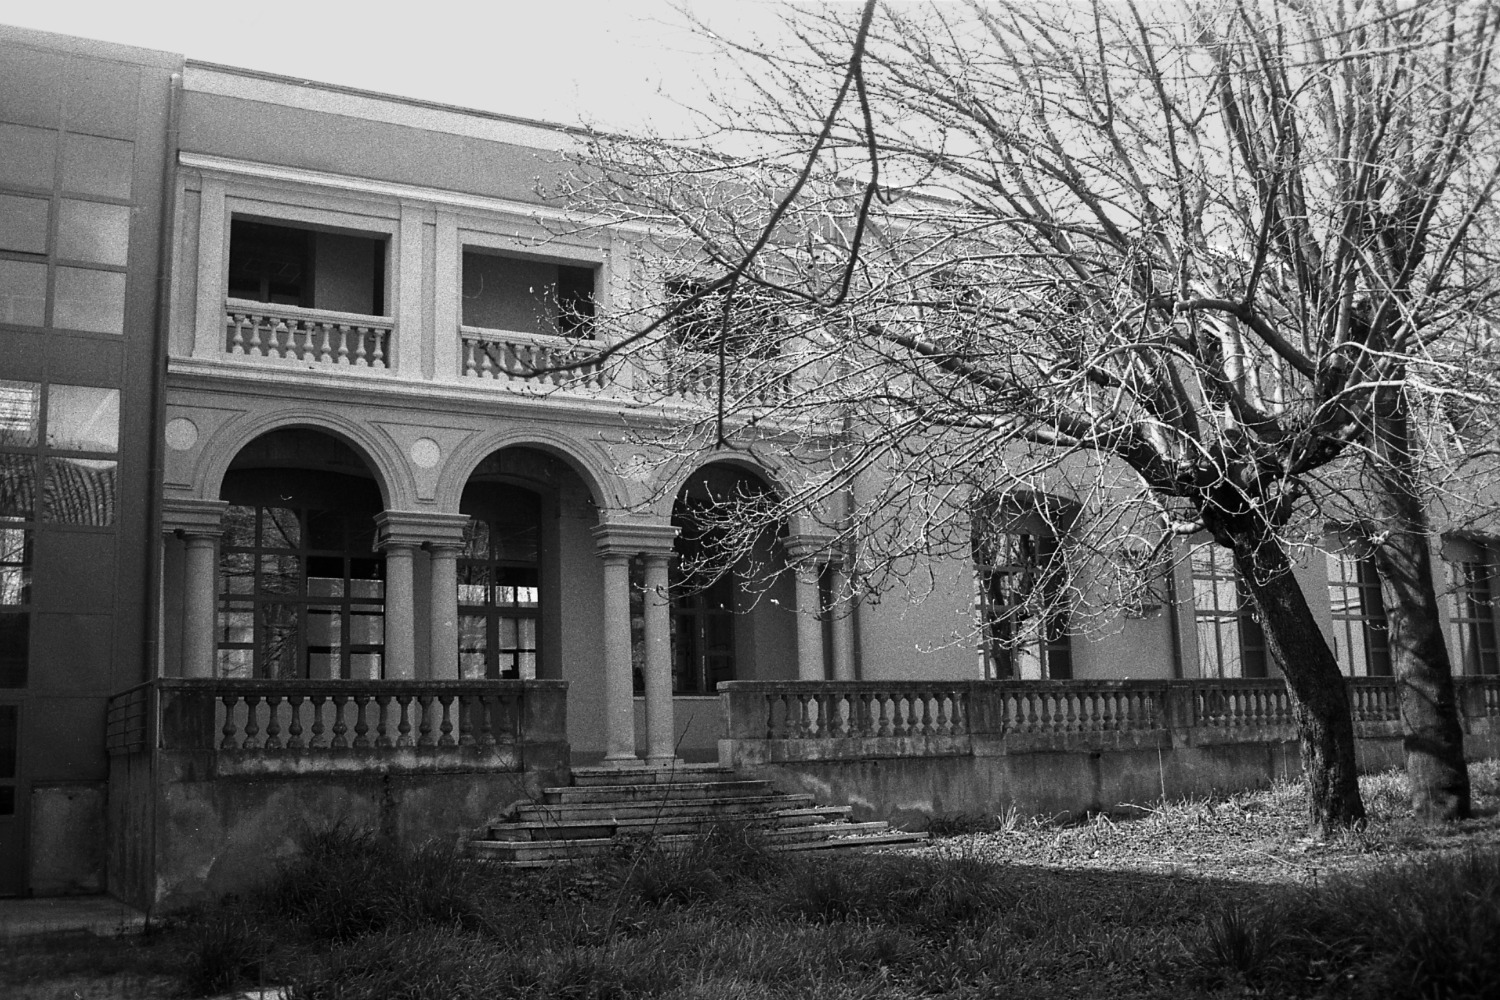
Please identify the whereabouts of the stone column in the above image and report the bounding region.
[784,535,831,682]
[181,534,220,679]
[594,519,679,768]
[598,551,637,766]
[828,559,857,681]
[642,551,675,765]
[380,540,417,681]
[427,541,461,680]
[377,511,470,681]
[163,498,229,679]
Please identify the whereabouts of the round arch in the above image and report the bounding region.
[439,426,623,514]
[650,452,794,521]
[195,407,404,510]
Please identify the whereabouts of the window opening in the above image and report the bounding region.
[461,249,594,337]
[1325,550,1391,677]
[1190,542,1267,678]
[228,219,386,316]
[1448,538,1499,675]
[665,278,782,358]
[217,504,385,679]
[670,521,736,694]
[457,484,541,680]
[974,530,1072,679]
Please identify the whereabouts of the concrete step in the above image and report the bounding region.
[541,779,774,805]
[568,764,737,787]
[486,805,855,842]
[514,792,819,824]
[472,821,913,863]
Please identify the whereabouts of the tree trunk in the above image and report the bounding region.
[1224,524,1366,835]
[1367,383,1471,821]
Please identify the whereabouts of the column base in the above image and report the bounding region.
[646,755,682,769]
[601,753,644,769]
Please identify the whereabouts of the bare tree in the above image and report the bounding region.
[561,0,1500,833]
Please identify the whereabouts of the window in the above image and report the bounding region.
[1190,542,1267,678]
[0,121,132,334]
[665,278,781,358]
[217,504,385,679]
[975,531,1072,680]
[0,381,119,528]
[669,522,736,694]
[1325,549,1391,677]
[1446,537,1499,675]
[461,249,594,338]
[228,218,387,315]
[457,484,541,680]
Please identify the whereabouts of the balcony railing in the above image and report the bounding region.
[459,326,605,388]
[107,678,568,775]
[225,299,393,369]
[657,348,794,407]
[720,676,1500,762]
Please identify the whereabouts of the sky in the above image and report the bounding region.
[3,0,811,134]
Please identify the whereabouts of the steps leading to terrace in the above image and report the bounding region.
[471,763,926,864]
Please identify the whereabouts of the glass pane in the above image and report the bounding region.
[0,704,16,776]
[261,508,301,549]
[307,606,342,656]
[347,652,382,679]
[0,612,28,688]
[258,603,300,678]
[458,582,487,605]
[0,381,40,447]
[46,384,119,452]
[43,457,115,525]
[349,578,383,600]
[258,554,301,596]
[0,528,31,605]
[349,608,383,646]
[53,266,125,333]
[305,509,343,551]
[61,134,133,200]
[463,519,489,559]
[220,551,254,595]
[218,606,253,645]
[217,648,254,680]
[57,200,129,266]
[0,122,58,190]
[0,193,49,254]
[306,572,345,598]
[222,505,257,548]
[0,259,46,326]
[0,454,35,521]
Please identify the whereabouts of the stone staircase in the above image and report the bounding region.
[471,763,926,864]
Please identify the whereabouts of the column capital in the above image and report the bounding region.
[162,497,229,538]
[592,517,678,559]
[783,532,838,565]
[374,510,471,549]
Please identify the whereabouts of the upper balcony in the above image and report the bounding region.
[171,153,799,412]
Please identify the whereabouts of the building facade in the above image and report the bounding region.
[0,25,1496,900]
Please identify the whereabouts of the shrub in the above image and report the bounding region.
[178,910,271,997]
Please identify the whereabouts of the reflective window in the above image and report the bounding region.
[0,455,34,522]
[1325,550,1391,677]
[57,200,129,267]
[61,134,133,201]
[0,122,58,190]
[52,266,125,333]
[1190,542,1268,678]
[43,457,115,526]
[0,528,31,606]
[46,385,119,453]
[0,260,46,327]
[0,193,49,255]
[0,383,40,448]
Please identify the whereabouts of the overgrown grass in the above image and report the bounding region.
[4,764,1499,999]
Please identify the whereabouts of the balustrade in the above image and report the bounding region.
[224,300,392,369]
[107,679,567,770]
[657,350,793,408]
[460,326,605,388]
[744,682,970,741]
[1349,677,1402,723]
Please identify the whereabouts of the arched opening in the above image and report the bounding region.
[457,446,596,682]
[216,429,386,679]
[660,462,795,690]
[972,490,1080,680]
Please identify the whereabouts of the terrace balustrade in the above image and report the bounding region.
[106,678,568,775]
[719,676,1500,764]
[224,300,393,369]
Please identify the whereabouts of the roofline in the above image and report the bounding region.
[183,58,598,140]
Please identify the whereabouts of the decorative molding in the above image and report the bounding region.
[592,519,679,558]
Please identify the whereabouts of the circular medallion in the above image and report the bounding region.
[410,437,441,469]
[164,418,198,451]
